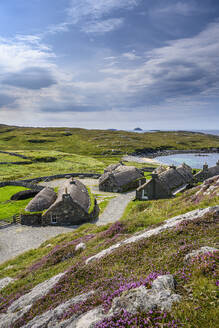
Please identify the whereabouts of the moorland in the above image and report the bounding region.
[0,124,218,328]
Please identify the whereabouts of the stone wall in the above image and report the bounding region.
[0,172,101,190]
[42,196,99,226]
[0,161,32,165]
[0,181,44,191]
[20,213,42,225]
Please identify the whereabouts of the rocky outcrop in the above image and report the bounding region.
[86,206,219,264]
[0,277,14,290]
[109,275,180,315]
[184,246,218,262]
[22,291,95,328]
[0,273,65,328]
[47,275,180,328]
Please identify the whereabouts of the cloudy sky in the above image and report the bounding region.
[0,0,219,130]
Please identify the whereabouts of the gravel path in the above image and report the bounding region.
[97,191,135,226]
[0,225,77,265]
[0,179,135,264]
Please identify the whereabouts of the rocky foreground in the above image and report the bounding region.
[0,176,218,328]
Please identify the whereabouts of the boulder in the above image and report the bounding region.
[0,277,14,290]
[184,246,218,262]
[75,242,86,252]
[109,275,181,315]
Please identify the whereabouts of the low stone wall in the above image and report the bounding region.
[0,150,29,159]
[20,213,42,226]
[0,161,32,165]
[0,181,44,191]
[0,172,101,191]
[19,172,101,183]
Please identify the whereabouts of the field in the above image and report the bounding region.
[0,186,31,222]
[0,125,218,181]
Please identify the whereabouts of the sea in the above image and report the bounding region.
[128,129,219,169]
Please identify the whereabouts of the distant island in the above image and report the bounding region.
[134,127,143,131]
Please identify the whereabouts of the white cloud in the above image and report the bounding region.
[67,0,140,33]
[0,36,54,74]
[152,1,199,16]
[68,0,139,22]
[82,18,123,34]
[122,52,140,60]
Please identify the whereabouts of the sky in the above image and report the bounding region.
[0,0,219,130]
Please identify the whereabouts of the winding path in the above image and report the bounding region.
[97,191,135,226]
[0,179,135,264]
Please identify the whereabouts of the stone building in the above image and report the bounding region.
[21,179,99,225]
[136,164,193,200]
[99,163,145,192]
[194,161,219,182]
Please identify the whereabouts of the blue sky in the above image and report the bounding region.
[0,0,219,130]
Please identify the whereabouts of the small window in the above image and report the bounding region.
[142,189,148,200]
[51,216,57,224]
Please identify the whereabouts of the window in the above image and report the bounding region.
[51,215,57,224]
[142,189,148,200]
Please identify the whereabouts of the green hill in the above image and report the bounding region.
[0,176,218,328]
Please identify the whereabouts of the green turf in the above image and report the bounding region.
[0,186,32,222]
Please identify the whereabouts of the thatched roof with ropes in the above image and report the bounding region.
[25,187,57,212]
[45,179,90,214]
[99,164,143,189]
[194,162,219,181]
[138,164,193,194]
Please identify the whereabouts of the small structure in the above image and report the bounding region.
[99,164,145,192]
[21,179,99,226]
[194,161,219,182]
[136,163,193,200]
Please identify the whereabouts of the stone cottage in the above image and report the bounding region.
[194,161,219,182]
[99,163,145,192]
[136,164,193,200]
[21,179,99,226]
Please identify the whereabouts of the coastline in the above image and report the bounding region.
[131,148,219,158]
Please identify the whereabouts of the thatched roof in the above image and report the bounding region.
[207,164,219,178]
[194,162,219,181]
[158,167,184,193]
[25,187,56,212]
[153,165,167,174]
[138,164,193,194]
[100,164,143,188]
[104,163,121,173]
[45,179,90,214]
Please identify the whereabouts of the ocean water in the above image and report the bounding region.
[130,129,219,136]
[155,153,219,169]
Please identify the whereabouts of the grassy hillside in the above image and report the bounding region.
[0,125,218,181]
[0,125,218,156]
[0,178,218,327]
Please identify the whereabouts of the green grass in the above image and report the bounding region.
[86,186,96,214]
[0,186,29,202]
[0,126,218,181]
[0,153,27,162]
[120,186,219,233]
[0,186,32,222]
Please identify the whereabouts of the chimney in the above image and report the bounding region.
[203,162,208,171]
[170,164,176,169]
[151,173,158,180]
